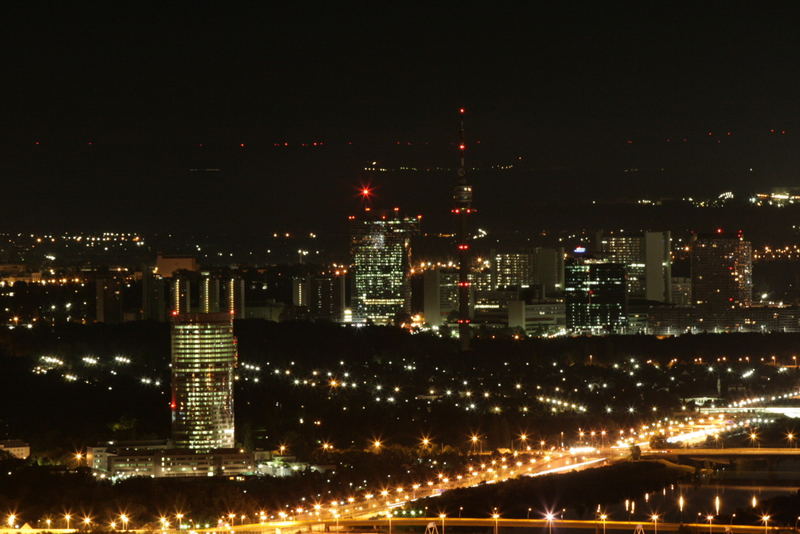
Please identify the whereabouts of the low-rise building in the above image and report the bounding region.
[0,440,30,459]
[507,300,565,336]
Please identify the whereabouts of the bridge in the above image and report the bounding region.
[645,448,800,457]
[190,516,786,534]
[699,406,800,418]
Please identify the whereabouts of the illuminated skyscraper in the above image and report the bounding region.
[564,257,627,334]
[493,251,534,289]
[200,273,221,313]
[600,231,672,302]
[691,230,752,312]
[171,312,237,452]
[350,209,420,324]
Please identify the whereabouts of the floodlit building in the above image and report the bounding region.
[171,313,237,452]
[0,440,30,459]
[350,209,420,324]
[564,257,627,334]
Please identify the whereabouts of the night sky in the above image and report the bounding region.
[5,5,800,232]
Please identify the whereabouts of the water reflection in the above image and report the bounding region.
[597,483,795,524]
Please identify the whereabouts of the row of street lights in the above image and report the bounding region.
[6,512,132,531]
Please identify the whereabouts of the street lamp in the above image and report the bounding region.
[470,434,481,454]
[372,439,383,451]
[82,517,92,529]
[600,514,608,534]
[65,514,72,530]
[439,514,446,534]
[750,433,760,448]
[761,515,770,534]
[788,433,796,448]
[651,514,659,534]
[120,514,129,532]
[492,513,500,534]
[545,513,555,534]
[7,515,17,528]
[706,515,714,534]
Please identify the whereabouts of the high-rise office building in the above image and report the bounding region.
[422,268,496,327]
[690,230,752,312]
[564,257,627,334]
[423,268,459,327]
[291,276,309,308]
[350,209,420,324]
[225,276,245,318]
[644,232,672,302]
[171,312,237,452]
[200,274,221,313]
[532,247,565,295]
[171,276,191,314]
[600,231,671,302]
[291,271,347,322]
[141,269,167,321]
[493,251,535,289]
[96,275,124,323]
[309,272,346,322]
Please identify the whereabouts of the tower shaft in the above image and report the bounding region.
[453,108,473,350]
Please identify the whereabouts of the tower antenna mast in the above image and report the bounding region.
[453,108,474,350]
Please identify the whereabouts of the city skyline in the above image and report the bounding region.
[7,5,800,533]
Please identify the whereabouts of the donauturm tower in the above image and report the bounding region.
[452,107,474,351]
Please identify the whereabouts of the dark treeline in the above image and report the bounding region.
[3,322,800,456]
[4,320,800,366]
[0,446,469,526]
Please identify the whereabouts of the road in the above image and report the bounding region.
[645,448,800,457]
[198,516,784,534]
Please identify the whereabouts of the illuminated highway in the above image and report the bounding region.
[195,516,783,534]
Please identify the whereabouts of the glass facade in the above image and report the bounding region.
[564,258,627,334]
[350,211,419,324]
[171,313,237,452]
